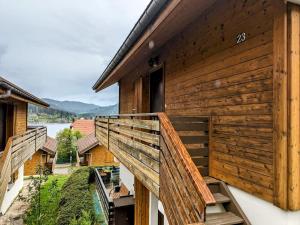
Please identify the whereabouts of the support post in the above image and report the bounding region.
[134,177,149,225]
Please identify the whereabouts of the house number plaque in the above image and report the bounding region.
[236,32,246,44]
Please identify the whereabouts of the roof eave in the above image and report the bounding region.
[0,76,49,107]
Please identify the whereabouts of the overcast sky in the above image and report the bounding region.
[0,0,150,106]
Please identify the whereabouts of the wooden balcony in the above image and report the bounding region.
[0,127,47,206]
[95,113,215,224]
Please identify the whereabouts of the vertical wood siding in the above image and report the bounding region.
[134,177,149,225]
[14,101,28,135]
[287,3,300,211]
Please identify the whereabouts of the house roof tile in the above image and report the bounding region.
[71,119,95,136]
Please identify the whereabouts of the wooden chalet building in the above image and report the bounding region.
[77,133,116,167]
[0,77,48,214]
[71,119,116,167]
[24,136,57,176]
[92,0,300,225]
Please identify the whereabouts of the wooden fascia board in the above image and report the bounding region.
[96,0,216,91]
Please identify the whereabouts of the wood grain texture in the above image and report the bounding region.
[287,3,300,210]
[95,116,160,197]
[273,0,288,209]
[158,113,215,224]
[113,0,293,210]
[134,178,149,225]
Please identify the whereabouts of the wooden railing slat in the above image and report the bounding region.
[0,127,47,207]
[95,113,214,225]
[109,125,160,146]
[109,118,160,131]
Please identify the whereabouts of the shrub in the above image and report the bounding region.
[70,210,93,225]
[57,167,94,225]
[56,128,82,164]
[24,175,69,225]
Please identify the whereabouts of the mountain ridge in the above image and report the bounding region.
[41,98,118,116]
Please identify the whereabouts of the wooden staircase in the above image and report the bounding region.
[170,116,251,225]
[204,177,250,225]
[170,116,209,176]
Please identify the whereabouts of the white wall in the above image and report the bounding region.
[1,165,24,214]
[158,201,169,225]
[120,163,135,194]
[149,192,158,225]
[229,186,300,225]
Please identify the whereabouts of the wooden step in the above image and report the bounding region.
[204,177,220,184]
[205,212,244,225]
[213,193,231,204]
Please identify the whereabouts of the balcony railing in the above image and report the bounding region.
[0,127,47,206]
[94,168,114,225]
[95,113,215,224]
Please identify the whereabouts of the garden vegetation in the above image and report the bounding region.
[57,167,96,225]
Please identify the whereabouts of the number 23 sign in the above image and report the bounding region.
[237,32,246,44]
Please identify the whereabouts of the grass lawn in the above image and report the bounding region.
[25,175,69,225]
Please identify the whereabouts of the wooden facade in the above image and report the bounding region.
[0,77,48,209]
[77,133,116,167]
[80,145,116,167]
[93,0,300,224]
[24,149,53,176]
[112,0,300,210]
[14,101,27,135]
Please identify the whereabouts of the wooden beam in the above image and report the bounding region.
[273,0,288,209]
[287,3,300,210]
[134,177,149,225]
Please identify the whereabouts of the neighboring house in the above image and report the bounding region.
[72,118,116,167]
[70,119,94,136]
[0,77,48,214]
[24,136,57,176]
[92,1,300,225]
[77,133,116,167]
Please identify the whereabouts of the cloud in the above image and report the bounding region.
[0,0,150,106]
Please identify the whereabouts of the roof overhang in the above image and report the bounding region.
[78,142,99,155]
[93,0,217,92]
[0,76,49,107]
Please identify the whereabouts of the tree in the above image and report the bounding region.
[21,166,53,225]
[56,128,82,164]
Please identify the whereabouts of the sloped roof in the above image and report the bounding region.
[77,133,99,155]
[41,136,57,156]
[71,119,95,136]
[0,76,49,107]
[92,0,217,91]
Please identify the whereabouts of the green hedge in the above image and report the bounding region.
[57,167,94,225]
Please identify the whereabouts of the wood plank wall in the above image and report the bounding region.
[164,0,275,204]
[118,0,294,208]
[14,101,28,135]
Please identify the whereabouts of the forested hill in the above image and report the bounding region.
[28,98,118,123]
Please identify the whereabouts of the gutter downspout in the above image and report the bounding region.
[0,89,12,99]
